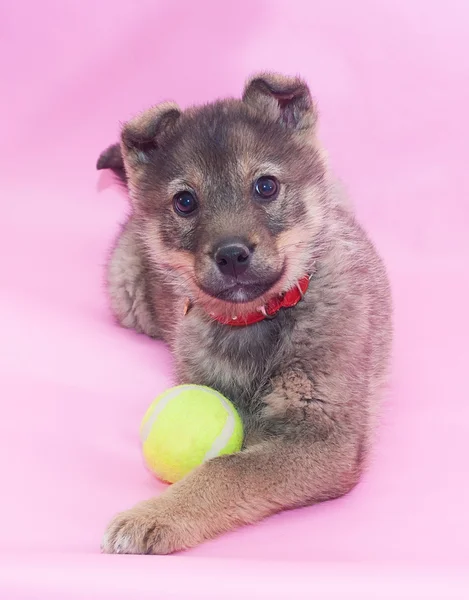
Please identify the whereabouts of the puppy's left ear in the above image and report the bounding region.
[242,73,317,131]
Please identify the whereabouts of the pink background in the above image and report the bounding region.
[1,0,469,597]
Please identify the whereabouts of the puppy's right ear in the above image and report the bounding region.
[121,102,181,168]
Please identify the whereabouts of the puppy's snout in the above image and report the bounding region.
[214,240,252,277]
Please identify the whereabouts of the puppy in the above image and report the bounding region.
[97,73,392,554]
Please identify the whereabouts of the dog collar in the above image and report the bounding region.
[199,274,312,327]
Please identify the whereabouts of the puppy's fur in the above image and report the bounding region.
[97,73,392,554]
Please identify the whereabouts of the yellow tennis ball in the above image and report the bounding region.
[140,385,244,484]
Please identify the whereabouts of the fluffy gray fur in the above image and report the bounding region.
[97,72,392,554]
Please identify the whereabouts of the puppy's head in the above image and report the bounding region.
[121,73,329,316]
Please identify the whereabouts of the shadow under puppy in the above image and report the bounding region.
[97,72,392,555]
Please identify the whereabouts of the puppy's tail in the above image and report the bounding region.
[96,143,128,185]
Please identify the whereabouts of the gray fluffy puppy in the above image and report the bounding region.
[97,72,392,555]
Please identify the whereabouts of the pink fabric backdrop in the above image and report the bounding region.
[1,0,468,597]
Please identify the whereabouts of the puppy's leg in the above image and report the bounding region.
[107,220,160,338]
[102,371,363,555]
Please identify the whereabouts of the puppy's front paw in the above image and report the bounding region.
[101,501,183,555]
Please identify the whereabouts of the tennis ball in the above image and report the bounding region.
[140,385,243,484]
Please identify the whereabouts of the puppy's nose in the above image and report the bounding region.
[214,241,252,277]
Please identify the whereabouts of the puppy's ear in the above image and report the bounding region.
[242,73,316,131]
[96,143,127,183]
[121,102,181,167]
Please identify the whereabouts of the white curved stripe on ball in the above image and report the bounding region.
[140,385,195,443]
[203,392,237,460]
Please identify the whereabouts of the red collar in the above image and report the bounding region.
[208,274,311,327]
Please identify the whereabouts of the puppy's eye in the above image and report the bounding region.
[254,176,279,200]
[173,191,198,216]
